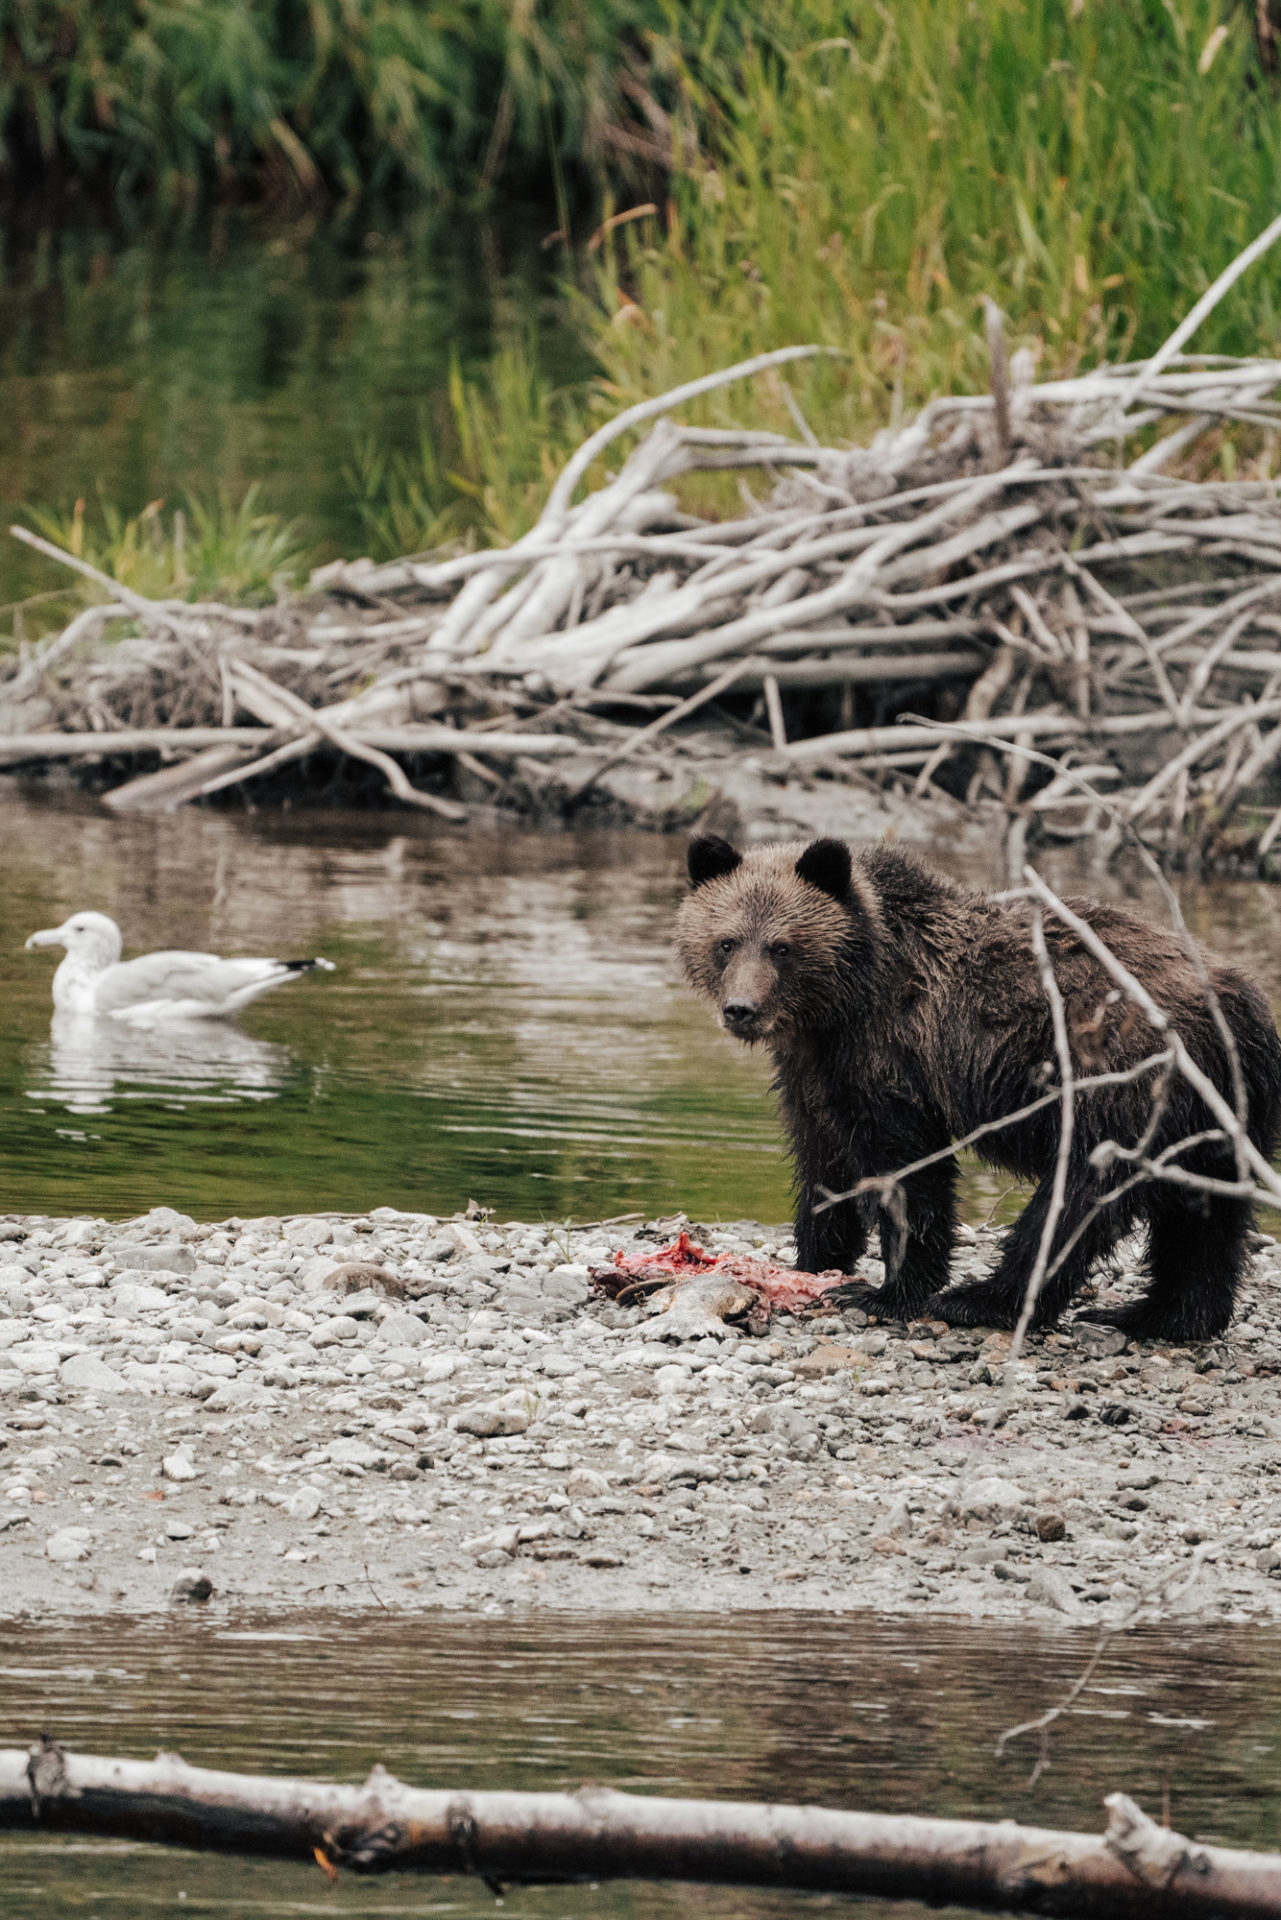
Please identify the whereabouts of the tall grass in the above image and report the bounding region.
[25,488,307,607]
[10,2,1281,579]
[588,0,1281,462]
[0,0,733,206]
[352,1,1281,550]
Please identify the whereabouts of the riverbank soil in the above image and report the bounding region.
[2,1207,1280,1625]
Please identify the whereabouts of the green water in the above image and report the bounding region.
[8,791,1281,1227]
[0,792,794,1224]
[1,1608,1279,1916]
[0,215,581,610]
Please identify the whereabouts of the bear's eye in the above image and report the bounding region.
[717,938,737,956]
[770,941,791,960]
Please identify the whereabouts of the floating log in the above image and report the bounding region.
[1,1743,1279,1916]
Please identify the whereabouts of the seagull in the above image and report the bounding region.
[25,911,335,1026]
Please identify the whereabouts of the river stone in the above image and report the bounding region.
[170,1567,213,1603]
[418,1354,457,1382]
[456,1405,530,1438]
[1025,1567,1081,1616]
[203,1380,265,1412]
[463,1525,519,1559]
[566,1467,611,1500]
[332,1263,403,1297]
[287,1486,323,1522]
[284,1218,332,1248]
[46,1527,93,1562]
[341,1290,385,1319]
[375,1312,427,1346]
[1073,1323,1128,1358]
[112,1282,170,1313]
[961,1477,1026,1518]
[111,1242,195,1274]
[60,1352,129,1393]
[311,1316,359,1347]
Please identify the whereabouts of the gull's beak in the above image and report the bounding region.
[25,926,67,951]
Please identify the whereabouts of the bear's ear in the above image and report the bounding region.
[688,834,742,889]
[795,837,852,901]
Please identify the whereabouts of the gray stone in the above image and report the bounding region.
[341,1290,385,1319]
[287,1486,323,1522]
[960,1476,1026,1518]
[311,1316,359,1348]
[111,1242,195,1274]
[456,1405,530,1438]
[566,1467,611,1500]
[46,1527,93,1563]
[170,1567,213,1603]
[1026,1567,1081,1615]
[164,1517,194,1540]
[376,1313,427,1347]
[203,1380,265,1413]
[463,1525,519,1559]
[1073,1323,1128,1358]
[60,1353,129,1394]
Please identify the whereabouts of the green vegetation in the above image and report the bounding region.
[0,0,723,207]
[8,1,1281,632]
[352,0,1281,549]
[27,488,307,610]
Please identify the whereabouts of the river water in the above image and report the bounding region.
[1,1608,1280,1916]
[9,222,1281,1920]
[0,215,579,611]
[7,790,1281,1226]
[0,791,795,1225]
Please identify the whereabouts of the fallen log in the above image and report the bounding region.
[780,698,1281,761]
[1,1744,1278,1916]
[0,724,585,763]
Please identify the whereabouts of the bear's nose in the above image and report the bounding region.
[723,999,759,1028]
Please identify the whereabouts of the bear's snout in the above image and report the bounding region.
[722,996,763,1038]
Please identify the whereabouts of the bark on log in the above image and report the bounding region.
[0,1746,1278,1916]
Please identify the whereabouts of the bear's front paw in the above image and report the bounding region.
[921,1283,1021,1331]
[816,1279,884,1314]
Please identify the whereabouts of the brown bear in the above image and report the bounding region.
[676,833,1281,1340]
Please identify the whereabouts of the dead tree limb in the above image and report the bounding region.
[2,1744,1280,1916]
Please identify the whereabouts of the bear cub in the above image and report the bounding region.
[676,833,1281,1341]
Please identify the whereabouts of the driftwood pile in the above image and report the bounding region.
[8,232,1281,859]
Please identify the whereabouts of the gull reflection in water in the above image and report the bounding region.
[28,1012,291,1117]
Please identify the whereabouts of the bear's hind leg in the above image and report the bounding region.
[1079,1188,1249,1342]
[924,1167,1129,1331]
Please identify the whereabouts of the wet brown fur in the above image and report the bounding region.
[676,834,1281,1340]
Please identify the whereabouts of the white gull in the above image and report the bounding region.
[25,911,335,1025]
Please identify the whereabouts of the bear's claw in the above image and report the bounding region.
[815,1279,883,1314]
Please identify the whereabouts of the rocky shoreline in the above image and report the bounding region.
[2,1205,1281,1626]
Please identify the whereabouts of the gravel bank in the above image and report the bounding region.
[2,1206,1281,1626]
